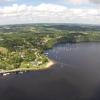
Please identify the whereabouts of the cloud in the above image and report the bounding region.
[90,0,100,4]
[34,3,66,12]
[64,0,89,4]
[64,0,100,4]
[0,0,14,3]
[0,3,100,25]
[0,0,12,1]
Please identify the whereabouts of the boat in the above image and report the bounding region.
[19,71,24,74]
[44,52,48,55]
[44,52,49,56]
[3,73,10,76]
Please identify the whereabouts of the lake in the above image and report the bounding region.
[1,43,100,100]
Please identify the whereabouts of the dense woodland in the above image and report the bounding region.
[0,24,100,71]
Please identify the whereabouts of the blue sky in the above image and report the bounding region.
[0,0,100,25]
[0,0,98,8]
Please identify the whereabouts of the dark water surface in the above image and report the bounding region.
[1,43,100,100]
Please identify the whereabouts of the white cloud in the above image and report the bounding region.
[34,3,66,12]
[0,0,14,2]
[64,0,100,4]
[0,3,100,25]
[64,0,89,4]
[90,0,100,4]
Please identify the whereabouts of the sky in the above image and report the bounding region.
[0,0,100,25]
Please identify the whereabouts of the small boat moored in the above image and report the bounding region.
[3,73,10,76]
[18,71,24,74]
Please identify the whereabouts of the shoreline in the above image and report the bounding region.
[0,59,55,75]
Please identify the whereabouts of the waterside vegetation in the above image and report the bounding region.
[0,24,100,73]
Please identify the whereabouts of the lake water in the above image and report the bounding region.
[1,43,100,100]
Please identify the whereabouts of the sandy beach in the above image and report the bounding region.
[0,59,55,75]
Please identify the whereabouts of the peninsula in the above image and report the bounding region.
[0,24,100,74]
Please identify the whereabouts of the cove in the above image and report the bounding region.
[1,43,100,100]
